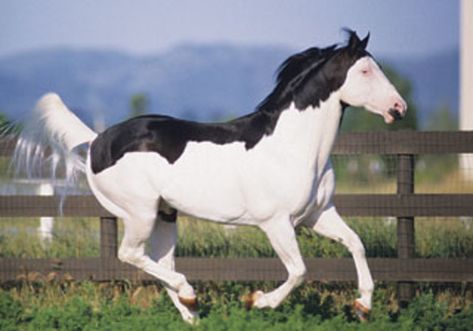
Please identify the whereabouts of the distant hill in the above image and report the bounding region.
[0,45,458,128]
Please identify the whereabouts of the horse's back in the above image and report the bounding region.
[90,115,192,174]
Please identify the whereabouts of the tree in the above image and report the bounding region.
[425,104,457,131]
[340,65,418,132]
[129,93,150,118]
[0,113,17,135]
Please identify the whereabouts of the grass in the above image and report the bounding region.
[1,281,473,330]
[0,217,101,258]
[181,216,473,258]
[2,215,473,259]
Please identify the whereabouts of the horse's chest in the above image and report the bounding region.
[291,163,336,226]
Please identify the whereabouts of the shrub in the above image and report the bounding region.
[0,291,23,330]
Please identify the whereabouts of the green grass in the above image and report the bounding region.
[176,216,473,258]
[0,217,101,258]
[2,215,473,259]
[1,281,473,330]
[175,216,398,258]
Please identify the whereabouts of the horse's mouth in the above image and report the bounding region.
[384,108,404,124]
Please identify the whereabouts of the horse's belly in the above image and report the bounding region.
[160,142,248,222]
[161,171,246,222]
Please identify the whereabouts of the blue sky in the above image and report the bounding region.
[0,0,459,58]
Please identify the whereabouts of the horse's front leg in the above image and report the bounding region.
[243,215,306,309]
[307,205,374,320]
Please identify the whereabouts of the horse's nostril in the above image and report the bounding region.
[388,108,404,121]
[394,101,407,113]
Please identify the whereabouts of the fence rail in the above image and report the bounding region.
[2,131,473,156]
[1,257,473,283]
[1,131,473,303]
[1,194,472,217]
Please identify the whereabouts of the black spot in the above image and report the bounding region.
[90,30,371,174]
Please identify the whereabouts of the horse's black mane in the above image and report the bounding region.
[257,29,370,113]
[257,45,336,113]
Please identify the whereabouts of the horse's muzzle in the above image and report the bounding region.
[388,108,405,121]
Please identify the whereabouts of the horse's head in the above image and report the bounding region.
[336,30,407,124]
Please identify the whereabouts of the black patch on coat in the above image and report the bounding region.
[90,30,371,174]
[90,111,279,172]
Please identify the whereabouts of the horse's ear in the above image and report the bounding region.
[347,30,361,53]
[360,33,370,50]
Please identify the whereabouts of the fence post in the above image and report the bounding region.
[100,217,118,258]
[397,154,416,306]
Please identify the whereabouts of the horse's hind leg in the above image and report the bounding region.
[117,201,196,309]
[150,201,199,323]
[308,206,374,320]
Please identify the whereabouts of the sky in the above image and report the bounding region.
[0,0,459,58]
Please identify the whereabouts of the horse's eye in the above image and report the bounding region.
[362,69,370,75]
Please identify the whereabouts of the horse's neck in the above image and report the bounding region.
[268,94,343,175]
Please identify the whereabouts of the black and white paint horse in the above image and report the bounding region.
[14,31,406,323]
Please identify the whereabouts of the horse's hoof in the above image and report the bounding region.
[178,296,199,312]
[353,300,370,322]
[183,313,200,326]
[241,290,264,310]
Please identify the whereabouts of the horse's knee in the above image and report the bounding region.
[346,234,366,257]
[351,241,366,257]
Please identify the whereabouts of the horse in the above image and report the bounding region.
[13,30,406,323]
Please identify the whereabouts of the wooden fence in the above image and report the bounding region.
[1,131,473,304]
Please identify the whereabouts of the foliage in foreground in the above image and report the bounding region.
[1,282,473,331]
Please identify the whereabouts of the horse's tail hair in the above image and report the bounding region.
[12,93,98,201]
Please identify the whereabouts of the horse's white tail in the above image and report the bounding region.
[34,93,97,151]
[13,93,98,186]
